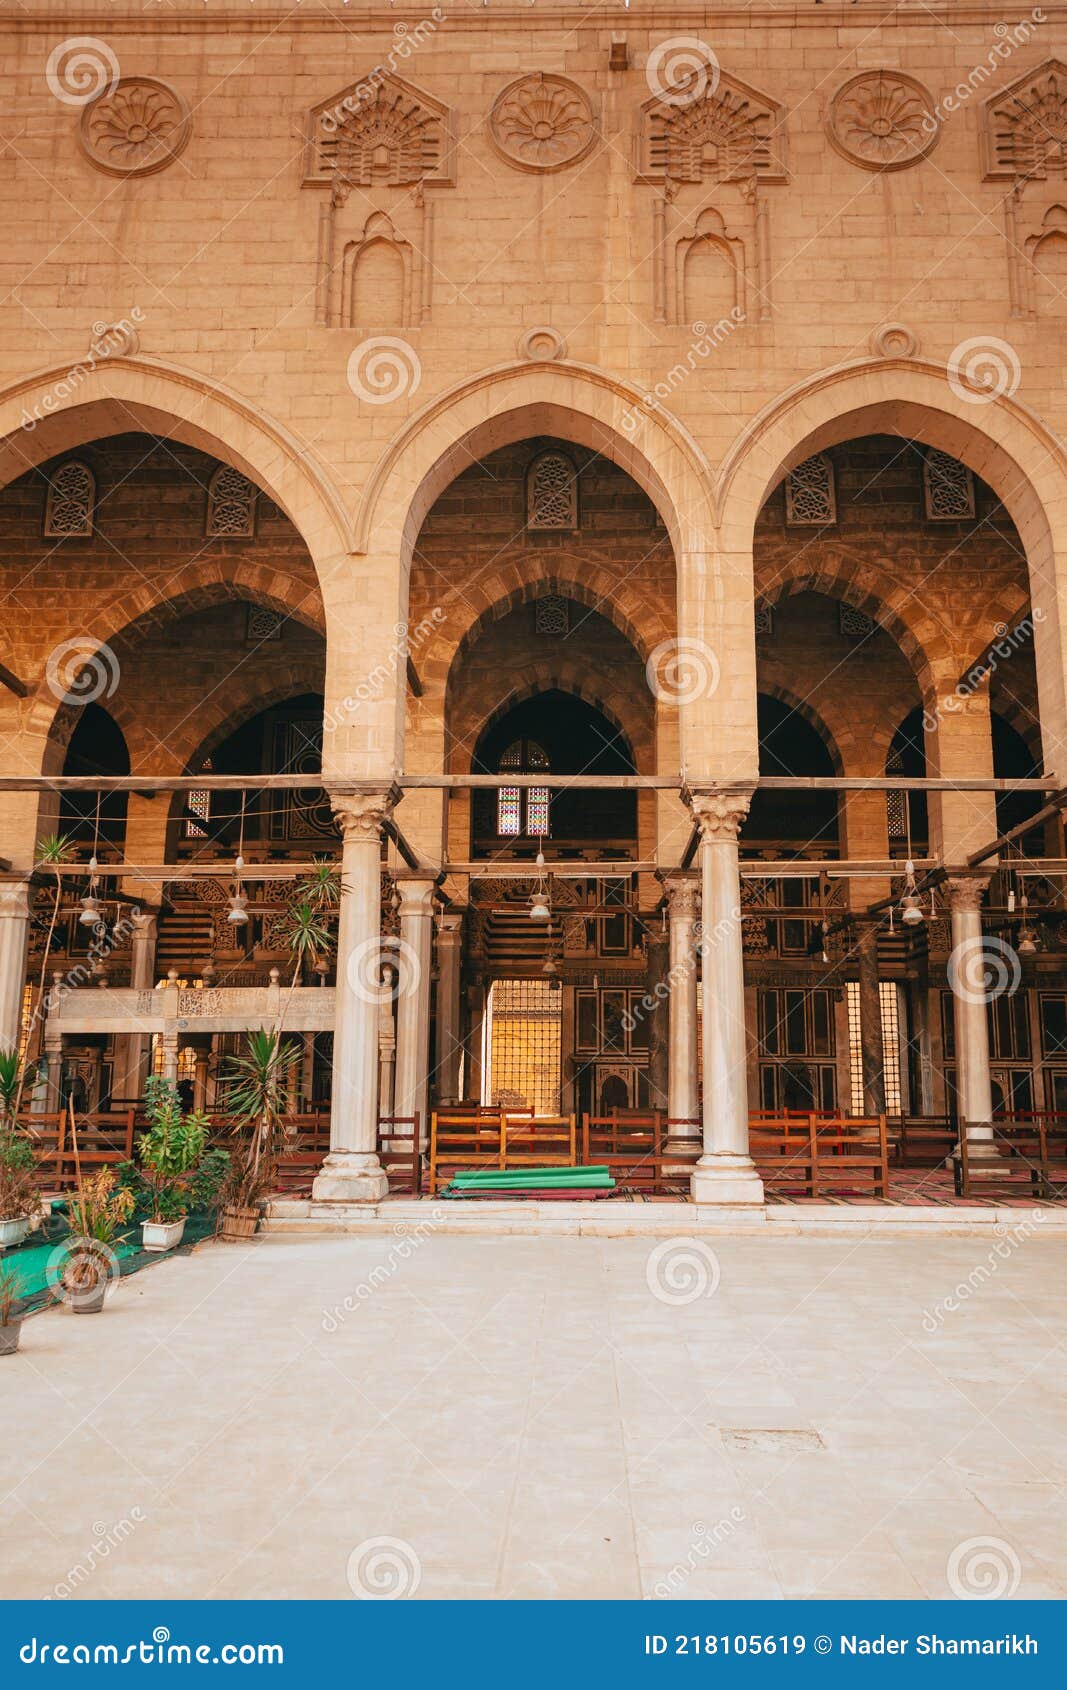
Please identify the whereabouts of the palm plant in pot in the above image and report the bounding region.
[122,1076,229,1252]
[0,1049,40,1247]
[218,1030,300,1240]
[0,1264,25,1357]
[217,872,338,1240]
[59,1170,135,1313]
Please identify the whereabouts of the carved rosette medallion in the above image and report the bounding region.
[80,77,192,177]
[488,74,597,173]
[828,72,939,173]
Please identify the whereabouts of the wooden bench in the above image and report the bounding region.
[891,1114,955,1169]
[750,1113,889,1200]
[749,1113,817,1197]
[810,1115,889,1199]
[19,1110,137,1190]
[581,1111,664,1193]
[429,1108,508,1195]
[377,1113,422,1195]
[955,1118,1067,1201]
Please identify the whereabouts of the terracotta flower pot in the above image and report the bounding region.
[0,1319,22,1355]
[219,1204,259,1241]
[141,1217,186,1253]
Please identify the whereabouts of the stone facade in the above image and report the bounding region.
[2,3,1067,1195]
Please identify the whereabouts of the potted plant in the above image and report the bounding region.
[0,1048,43,1246]
[218,1030,300,1239]
[122,1076,228,1251]
[59,1170,135,1313]
[0,1264,25,1356]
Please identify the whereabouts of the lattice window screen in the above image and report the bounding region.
[839,604,876,640]
[922,450,975,521]
[44,460,95,537]
[207,465,258,536]
[527,452,578,530]
[487,978,562,1116]
[785,454,835,526]
[535,595,569,635]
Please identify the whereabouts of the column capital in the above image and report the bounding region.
[687,787,753,842]
[328,786,398,839]
[664,875,700,920]
[436,909,464,939]
[0,879,31,920]
[397,875,437,917]
[944,874,991,914]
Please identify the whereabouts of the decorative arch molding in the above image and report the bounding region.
[0,355,354,566]
[755,683,846,779]
[717,359,1067,775]
[420,562,671,690]
[116,665,327,783]
[717,357,1067,554]
[24,564,326,763]
[758,562,950,694]
[453,667,650,774]
[355,359,715,562]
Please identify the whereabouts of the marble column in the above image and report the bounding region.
[0,879,30,1054]
[946,876,996,1153]
[464,979,486,1104]
[434,911,464,1103]
[645,928,670,1111]
[311,792,392,1202]
[855,919,886,1116]
[393,876,436,1147]
[688,791,764,1206]
[664,875,701,1151]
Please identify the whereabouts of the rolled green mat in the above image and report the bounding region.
[450,1166,610,1184]
[449,1173,615,1191]
[449,1169,608,1183]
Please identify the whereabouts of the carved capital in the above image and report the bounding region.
[0,880,32,921]
[664,877,700,921]
[329,788,395,841]
[945,875,990,914]
[689,789,752,843]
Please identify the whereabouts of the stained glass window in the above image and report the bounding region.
[496,740,551,836]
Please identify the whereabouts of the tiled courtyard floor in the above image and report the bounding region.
[2,1229,1065,1600]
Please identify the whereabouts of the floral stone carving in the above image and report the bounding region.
[80,77,191,177]
[488,74,597,173]
[828,72,938,173]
